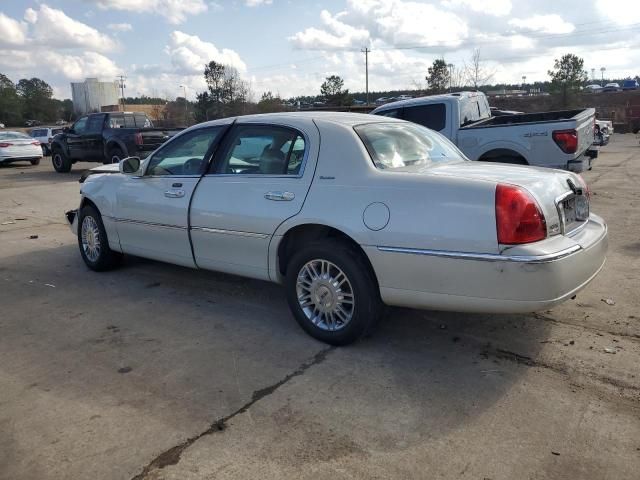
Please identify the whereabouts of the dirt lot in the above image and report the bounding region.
[1,139,639,480]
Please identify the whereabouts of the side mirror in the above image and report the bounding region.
[119,156,142,175]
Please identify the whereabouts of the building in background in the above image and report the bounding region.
[71,78,119,115]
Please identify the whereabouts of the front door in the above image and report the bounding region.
[67,116,88,160]
[114,125,225,267]
[84,114,106,161]
[189,121,319,280]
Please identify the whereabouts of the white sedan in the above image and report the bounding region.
[66,112,608,345]
[0,131,43,165]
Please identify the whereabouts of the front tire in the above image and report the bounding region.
[52,148,72,173]
[285,240,382,345]
[105,147,124,165]
[77,205,121,271]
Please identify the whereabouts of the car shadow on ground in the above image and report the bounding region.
[0,243,552,476]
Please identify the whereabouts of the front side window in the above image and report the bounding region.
[73,117,88,134]
[355,122,465,171]
[86,115,105,134]
[146,127,223,176]
[377,108,401,119]
[402,104,446,131]
[215,125,306,175]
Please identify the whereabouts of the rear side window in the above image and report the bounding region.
[355,122,464,171]
[134,114,152,128]
[402,104,446,131]
[124,115,136,128]
[108,114,125,128]
[213,125,306,176]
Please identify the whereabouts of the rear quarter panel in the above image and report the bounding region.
[273,120,499,264]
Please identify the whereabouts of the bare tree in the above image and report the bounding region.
[449,64,465,89]
[464,49,494,89]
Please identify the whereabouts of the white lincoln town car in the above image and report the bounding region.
[67,112,607,345]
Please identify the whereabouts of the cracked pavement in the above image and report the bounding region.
[1,136,639,480]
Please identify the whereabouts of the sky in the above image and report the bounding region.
[1,0,639,100]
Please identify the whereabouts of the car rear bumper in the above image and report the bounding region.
[0,155,42,163]
[567,151,595,172]
[365,214,608,314]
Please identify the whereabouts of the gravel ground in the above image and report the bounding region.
[0,138,638,480]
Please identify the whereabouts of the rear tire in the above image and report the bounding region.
[285,240,382,346]
[41,145,48,157]
[77,205,121,271]
[52,148,72,173]
[30,158,40,165]
[105,147,124,165]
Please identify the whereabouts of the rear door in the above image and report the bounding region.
[189,120,319,280]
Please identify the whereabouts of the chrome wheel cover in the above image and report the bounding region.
[296,259,354,331]
[81,216,101,263]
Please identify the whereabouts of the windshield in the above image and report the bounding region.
[354,122,466,171]
[0,131,30,140]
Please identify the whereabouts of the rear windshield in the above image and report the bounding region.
[355,122,466,171]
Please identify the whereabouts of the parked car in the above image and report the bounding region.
[594,119,613,146]
[29,127,64,156]
[55,119,67,126]
[375,97,390,105]
[602,83,621,93]
[395,95,414,101]
[0,122,5,129]
[24,120,41,127]
[622,79,639,90]
[371,91,597,172]
[50,112,182,173]
[66,112,608,345]
[584,84,603,93]
[0,131,43,165]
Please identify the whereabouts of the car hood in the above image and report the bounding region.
[79,163,120,183]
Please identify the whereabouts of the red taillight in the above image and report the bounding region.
[552,129,578,154]
[0,142,12,147]
[32,141,40,146]
[134,132,143,146]
[495,184,547,245]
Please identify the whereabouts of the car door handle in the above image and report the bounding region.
[164,189,185,198]
[265,191,295,201]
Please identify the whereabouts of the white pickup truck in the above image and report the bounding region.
[371,92,597,172]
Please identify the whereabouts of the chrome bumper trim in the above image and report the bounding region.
[376,245,582,264]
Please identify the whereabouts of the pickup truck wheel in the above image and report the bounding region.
[41,145,48,157]
[51,148,72,173]
[77,205,121,271]
[285,240,382,346]
[106,147,124,165]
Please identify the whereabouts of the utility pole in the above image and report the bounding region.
[179,85,188,126]
[116,75,126,111]
[447,63,454,92]
[361,47,370,106]
[600,67,606,87]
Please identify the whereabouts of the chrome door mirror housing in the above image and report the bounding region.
[120,156,142,175]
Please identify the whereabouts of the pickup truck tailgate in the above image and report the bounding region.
[575,110,596,156]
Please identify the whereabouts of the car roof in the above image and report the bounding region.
[372,91,483,112]
[188,111,399,130]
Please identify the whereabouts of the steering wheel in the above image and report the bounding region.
[183,157,203,175]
